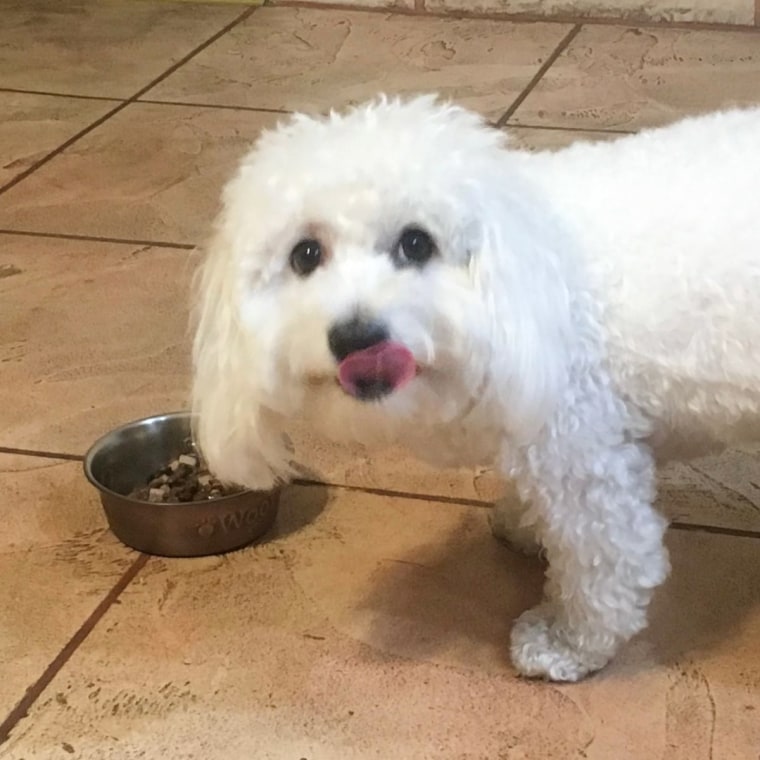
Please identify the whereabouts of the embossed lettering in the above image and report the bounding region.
[219,504,265,532]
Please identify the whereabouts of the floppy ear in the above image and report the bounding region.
[468,170,575,446]
[190,221,290,490]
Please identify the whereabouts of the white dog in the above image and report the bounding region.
[191,95,760,681]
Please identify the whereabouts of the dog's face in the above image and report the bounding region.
[192,96,572,487]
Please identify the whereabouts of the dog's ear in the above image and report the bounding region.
[190,223,289,490]
[468,177,574,445]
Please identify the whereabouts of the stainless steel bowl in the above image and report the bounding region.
[83,412,279,557]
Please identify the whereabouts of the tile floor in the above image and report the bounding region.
[1,2,759,758]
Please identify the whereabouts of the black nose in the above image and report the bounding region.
[328,317,389,362]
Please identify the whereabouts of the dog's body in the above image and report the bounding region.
[525,111,760,461]
[192,97,760,681]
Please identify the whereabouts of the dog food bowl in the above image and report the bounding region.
[84,412,280,557]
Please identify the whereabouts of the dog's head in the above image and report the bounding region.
[192,95,572,487]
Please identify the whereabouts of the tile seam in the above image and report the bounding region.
[0,229,196,250]
[0,554,149,746]
[1,455,756,538]
[0,87,123,102]
[0,5,259,197]
[496,23,582,127]
[0,446,83,462]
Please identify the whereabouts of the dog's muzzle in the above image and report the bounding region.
[328,317,416,401]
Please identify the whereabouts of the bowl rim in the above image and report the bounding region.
[83,410,267,506]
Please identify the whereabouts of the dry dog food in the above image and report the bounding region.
[128,438,244,503]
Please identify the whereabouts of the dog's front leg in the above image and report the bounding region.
[507,389,670,682]
[489,486,542,557]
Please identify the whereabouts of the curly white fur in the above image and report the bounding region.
[192,95,760,681]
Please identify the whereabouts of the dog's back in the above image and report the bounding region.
[523,108,760,455]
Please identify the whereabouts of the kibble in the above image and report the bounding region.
[128,438,244,503]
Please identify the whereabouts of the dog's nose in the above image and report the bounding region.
[328,317,389,362]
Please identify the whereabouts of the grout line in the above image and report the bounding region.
[669,521,760,540]
[0,446,83,462]
[0,87,124,103]
[0,553,149,746]
[1,447,757,538]
[0,228,196,250]
[293,477,494,509]
[506,122,635,135]
[0,101,131,196]
[294,479,760,538]
[270,0,760,33]
[0,5,258,198]
[3,446,753,539]
[137,98,291,115]
[4,88,634,135]
[496,24,582,128]
[128,6,257,102]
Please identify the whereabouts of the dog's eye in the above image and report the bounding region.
[289,238,322,277]
[395,227,436,267]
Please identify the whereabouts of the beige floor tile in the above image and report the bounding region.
[3,487,758,758]
[0,454,135,718]
[425,0,755,25]
[0,0,243,98]
[511,25,760,131]
[147,7,574,120]
[0,103,279,245]
[659,459,760,533]
[660,446,760,532]
[691,444,760,503]
[0,92,115,189]
[288,430,503,502]
[0,235,194,454]
[310,0,416,9]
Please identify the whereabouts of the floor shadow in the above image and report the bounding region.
[645,527,760,683]
[270,481,329,540]
[352,507,760,682]
[353,508,545,671]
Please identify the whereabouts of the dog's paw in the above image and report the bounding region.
[488,507,541,557]
[510,604,611,682]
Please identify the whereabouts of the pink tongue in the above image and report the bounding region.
[338,341,416,398]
